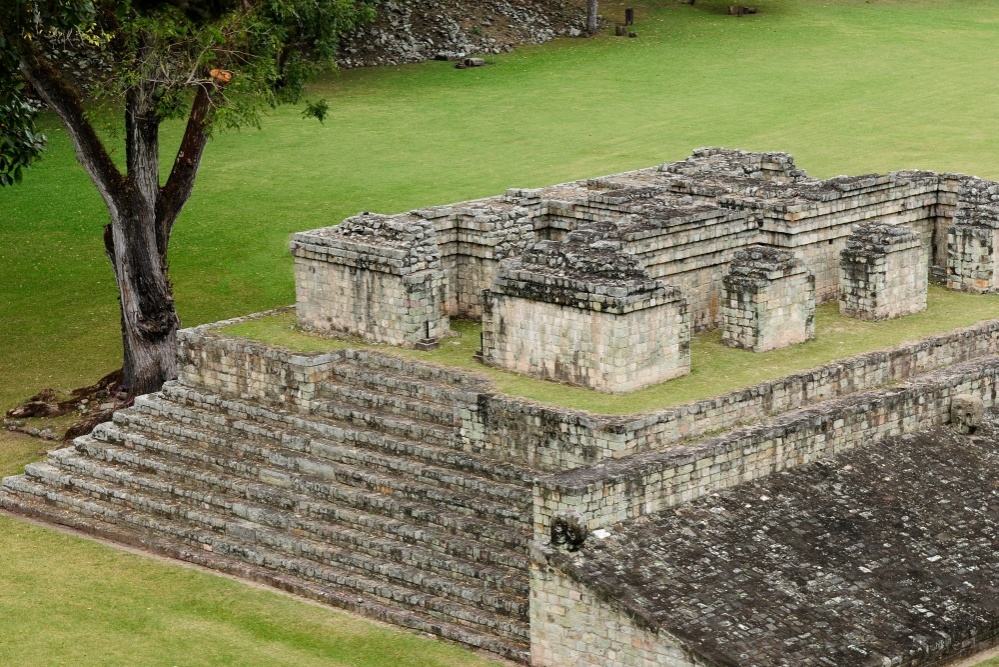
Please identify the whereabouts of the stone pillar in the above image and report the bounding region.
[721,245,815,352]
[482,238,690,393]
[839,222,927,321]
[947,176,999,293]
[291,213,449,348]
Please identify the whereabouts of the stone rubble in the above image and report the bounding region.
[336,0,589,69]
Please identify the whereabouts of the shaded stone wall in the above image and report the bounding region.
[677,172,940,303]
[839,222,927,321]
[415,196,539,317]
[481,237,690,392]
[721,245,815,352]
[532,356,999,537]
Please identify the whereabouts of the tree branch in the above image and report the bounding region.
[156,84,214,258]
[18,47,125,213]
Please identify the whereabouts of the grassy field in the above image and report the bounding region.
[0,514,498,667]
[4,0,999,663]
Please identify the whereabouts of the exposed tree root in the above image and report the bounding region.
[4,369,131,442]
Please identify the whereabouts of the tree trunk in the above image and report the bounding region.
[103,211,179,397]
[587,0,599,35]
[104,86,180,397]
[21,47,212,398]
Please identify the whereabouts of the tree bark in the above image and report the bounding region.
[19,45,215,398]
[587,0,599,35]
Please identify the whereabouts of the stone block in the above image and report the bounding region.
[721,244,815,352]
[481,238,690,393]
[839,222,927,321]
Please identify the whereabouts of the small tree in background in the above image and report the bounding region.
[587,0,599,34]
[0,0,374,397]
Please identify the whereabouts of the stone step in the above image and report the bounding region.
[0,475,530,662]
[124,393,532,501]
[166,386,532,485]
[162,381,458,450]
[97,417,529,531]
[80,431,529,554]
[316,381,458,428]
[336,351,487,394]
[26,455,528,621]
[326,361,472,408]
[49,445,529,597]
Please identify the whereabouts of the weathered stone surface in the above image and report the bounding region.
[839,221,927,321]
[951,393,984,434]
[537,420,999,667]
[948,176,999,293]
[14,148,999,667]
[481,237,691,393]
[722,244,815,352]
[294,148,996,345]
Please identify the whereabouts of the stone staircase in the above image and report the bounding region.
[0,355,534,663]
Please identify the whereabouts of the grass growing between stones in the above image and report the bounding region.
[224,286,999,415]
[0,514,499,667]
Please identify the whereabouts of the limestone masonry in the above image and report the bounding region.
[6,149,999,666]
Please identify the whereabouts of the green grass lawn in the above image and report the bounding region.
[5,0,999,663]
[0,512,497,667]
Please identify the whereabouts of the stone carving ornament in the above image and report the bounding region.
[550,511,589,551]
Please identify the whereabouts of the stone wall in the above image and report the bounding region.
[292,149,999,342]
[839,222,927,321]
[531,183,757,330]
[482,237,690,392]
[532,355,999,537]
[721,245,814,352]
[415,196,539,317]
[529,557,706,667]
[177,311,340,411]
[187,314,999,481]
[462,317,999,475]
[292,213,449,346]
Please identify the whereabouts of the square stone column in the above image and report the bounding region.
[947,177,999,293]
[721,245,815,352]
[839,222,927,321]
[482,238,690,393]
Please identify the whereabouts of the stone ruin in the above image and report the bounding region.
[482,234,690,392]
[721,244,815,352]
[7,149,999,667]
[292,147,995,392]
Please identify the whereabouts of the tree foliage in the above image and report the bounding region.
[1,0,374,161]
[0,0,374,395]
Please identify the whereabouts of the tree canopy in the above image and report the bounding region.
[0,0,374,397]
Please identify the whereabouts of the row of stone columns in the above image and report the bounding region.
[721,222,928,353]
